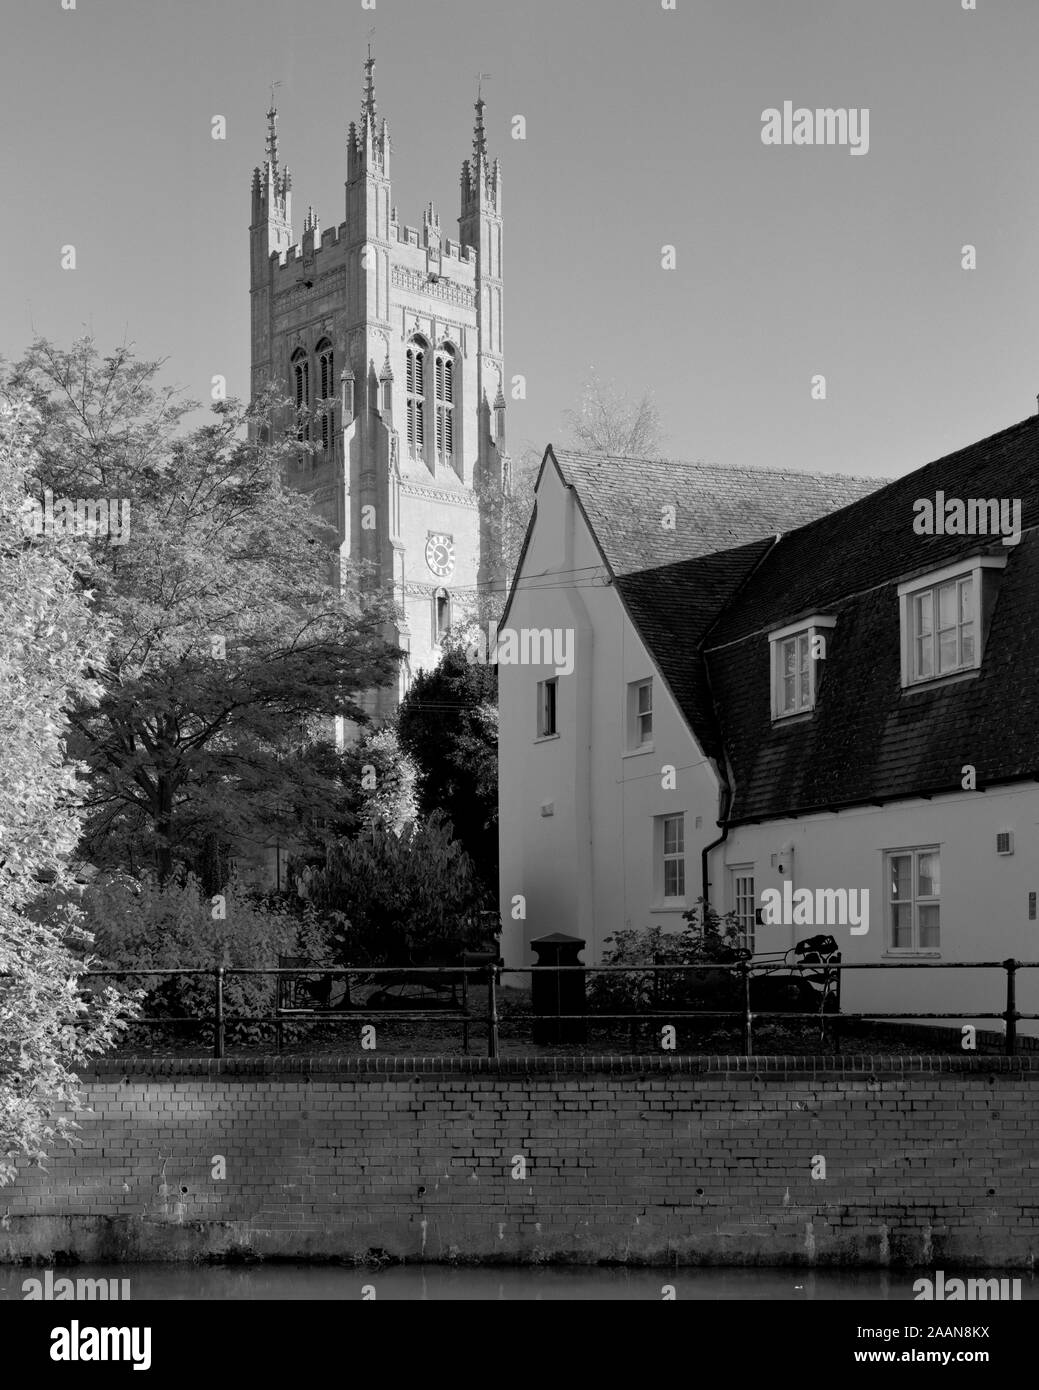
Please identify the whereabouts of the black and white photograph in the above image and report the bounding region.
[1,0,1037,1368]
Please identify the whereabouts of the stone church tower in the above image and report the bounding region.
[249,56,509,724]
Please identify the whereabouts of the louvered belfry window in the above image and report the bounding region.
[406,339,426,455]
[435,348,455,463]
[316,341,334,451]
[292,350,310,444]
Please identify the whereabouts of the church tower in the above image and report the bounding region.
[249,56,509,723]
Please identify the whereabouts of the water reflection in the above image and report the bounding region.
[1,1263,1035,1301]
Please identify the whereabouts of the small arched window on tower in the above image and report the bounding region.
[291,348,310,446]
[434,345,456,467]
[316,339,334,453]
[405,337,426,458]
[433,586,451,645]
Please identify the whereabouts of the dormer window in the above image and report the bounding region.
[769,617,835,721]
[897,557,1007,689]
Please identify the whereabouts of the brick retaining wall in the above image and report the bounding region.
[1,1055,1036,1266]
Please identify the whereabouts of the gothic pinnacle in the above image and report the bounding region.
[473,93,488,170]
[362,50,377,125]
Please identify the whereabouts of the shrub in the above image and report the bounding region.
[306,811,491,967]
[587,899,744,1017]
[79,870,326,1044]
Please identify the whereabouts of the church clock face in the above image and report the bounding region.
[425,533,455,578]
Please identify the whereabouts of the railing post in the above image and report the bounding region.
[214,966,225,1060]
[486,962,499,1059]
[1004,958,1017,1057]
[741,960,753,1057]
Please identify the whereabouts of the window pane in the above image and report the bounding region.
[915,591,933,636]
[798,635,810,706]
[891,903,913,947]
[664,860,681,898]
[915,633,933,679]
[939,629,958,671]
[918,905,940,948]
[782,639,795,677]
[959,578,972,623]
[938,582,957,630]
[783,674,795,711]
[962,625,975,664]
[889,855,911,900]
[637,682,652,714]
[917,851,939,898]
[663,816,681,855]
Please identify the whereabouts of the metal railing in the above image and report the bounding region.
[79,957,1039,1058]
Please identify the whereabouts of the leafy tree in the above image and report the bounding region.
[343,725,418,838]
[8,338,401,882]
[397,623,498,895]
[305,812,491,967]
[0,392,133,1186]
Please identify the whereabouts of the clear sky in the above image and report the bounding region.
[2,0,1038,480]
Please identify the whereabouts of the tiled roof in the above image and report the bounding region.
[552,449,882,576]
[707,414,1039,642]
[702,413,1039,822]
[593,414,1039,824]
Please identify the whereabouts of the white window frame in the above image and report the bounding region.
[655,812,686,906]
[536,677,558,739]
[897,557,1006,689]
[626,678,653,751]
[729,865,756,953]
[884,845,941,952]
[768,616,836,721]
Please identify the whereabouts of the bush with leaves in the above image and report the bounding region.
[79,870,327,1044]
[305,811,491,968]
[587,900,743,1018]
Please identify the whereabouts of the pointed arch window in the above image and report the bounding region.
[433,586,451,645]
[316,339,334,452]
[291,348,310,444]
[405,337,426,458]
[434,345,456,464]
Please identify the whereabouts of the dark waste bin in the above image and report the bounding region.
[530,932,587,1044]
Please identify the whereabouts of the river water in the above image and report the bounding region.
[1,1263,1034,1301]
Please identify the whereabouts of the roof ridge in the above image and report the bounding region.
[554,411,1039,487]
[552,447,883,484]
